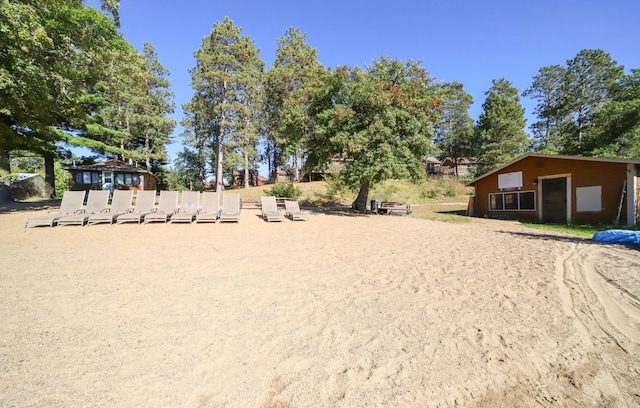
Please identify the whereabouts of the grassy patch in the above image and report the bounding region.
[519,222,640,239]
[410,203,471,223]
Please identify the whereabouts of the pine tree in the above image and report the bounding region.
[522,65,565,153]
[186,17,264,192]
[129,42,176,172]
[559,49,623,154]
[433,82,474,177]
[263,27,324,181]
[474,79,529,171]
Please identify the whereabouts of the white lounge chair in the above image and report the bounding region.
[260,196,284,222]
[25,190,86,228]
[195,191,220,223]
[87,190,133,225]
[144,190,179,223]
[284,200,309,221]
[116,190,156,224]
[171,191,200,223]
[57,190,110,226]
[219,192,241,223]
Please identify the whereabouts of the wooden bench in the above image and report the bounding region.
[378,201,412,215]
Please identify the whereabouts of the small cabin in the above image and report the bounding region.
[65,160,158,192]
[425,156,442,175]
[441,157,478,177]
[467,154,640,225]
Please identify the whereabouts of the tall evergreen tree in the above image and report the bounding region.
[524,49,625,156]
[433,81,474,176]
[559,49,623,154]
[186,17,264,192]
[263,27,324,181]
[474,78,529,171]
[588,69,640,158]
[181,96,211,189]
[129,42,176,172]
[522,65,565,153]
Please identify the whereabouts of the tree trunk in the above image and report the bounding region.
[215,139,224,192]
[351,180,370,213]
[0,146,10,172]
[291,152,298,182]
[145,130,151,172]
[43,153,56,198]
[244,153,249,189]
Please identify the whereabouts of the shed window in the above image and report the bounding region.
[504,193,518,210]
[490,191,535,211]
[519,191,535,210]
[490,194,503,210]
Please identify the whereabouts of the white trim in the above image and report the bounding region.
[537,174,572,223]
[627,164,637,225]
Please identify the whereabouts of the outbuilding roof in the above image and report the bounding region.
[466,153,640,186]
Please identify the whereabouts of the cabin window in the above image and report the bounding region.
[74,171,100,185]
[115,173,140,186]
[489,191,535,211]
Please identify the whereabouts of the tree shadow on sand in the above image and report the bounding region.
[0,200,61,214]
[306,205,372,217]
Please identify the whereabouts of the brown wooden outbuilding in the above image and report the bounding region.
[467,154,640,225]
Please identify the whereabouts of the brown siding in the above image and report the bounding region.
[473,157,630,224]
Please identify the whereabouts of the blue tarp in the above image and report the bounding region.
[592,229,640,245]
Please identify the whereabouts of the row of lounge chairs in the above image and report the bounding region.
[25,190,244,227]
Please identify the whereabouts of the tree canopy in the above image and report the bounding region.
[307,57,442,211]
[523,49,637,158]
[0,0,175,195]
[474,79,530,171]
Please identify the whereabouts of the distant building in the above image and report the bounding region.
[65,160,158,192]
[232,169,266,187]
[425,156,442,175]
[441,157,478,177]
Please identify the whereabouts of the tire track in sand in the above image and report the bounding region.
[556,241,640,404]
[560,242,640,348]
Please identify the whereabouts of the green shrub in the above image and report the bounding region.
[0,169,16,185]
[420,188,440,199]
[444,187,457,197]
[323,174,348,201]
[264,182,302,199]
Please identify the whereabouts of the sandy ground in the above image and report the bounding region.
[1,203,639,407]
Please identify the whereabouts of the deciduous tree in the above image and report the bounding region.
[308,57,441,212]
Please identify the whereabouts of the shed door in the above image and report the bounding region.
[542,177,567,224]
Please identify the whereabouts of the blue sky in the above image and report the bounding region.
[116,0,640,166]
